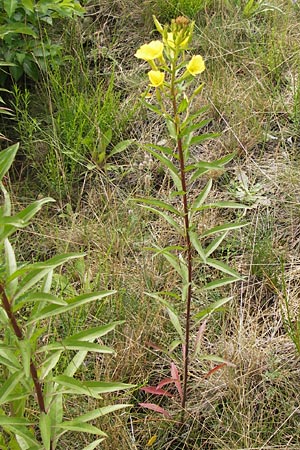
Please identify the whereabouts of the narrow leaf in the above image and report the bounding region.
[190,132,220,146]
[66,404,132,425]
[191,179,212,211]
[82,439,106,450]
[206,258,242,279]
[135,198,182,216]
[193,297,232,320]
[190,231,206,263]
[204,277,239,290]
[204,232,228,257]
[204,363,227,378]
[40,413,51,450]
[146,148,181,191]
[0,371,24,405]
[201,222,249,238]
[170,362,183,401]
[139,205,183,235]
[0,144,19,181]
[108,139,135,158]
[141,386,173,397]
[139,403,171,419]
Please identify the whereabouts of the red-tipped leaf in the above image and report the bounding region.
[139,403,171,419]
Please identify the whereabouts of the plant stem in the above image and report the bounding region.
[170,68,192,421]
[0,284,46,414]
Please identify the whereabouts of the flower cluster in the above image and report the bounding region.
[134,16,205,90]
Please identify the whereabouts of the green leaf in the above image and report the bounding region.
[204,232,228,257]
[23,59,39,81]
[21,0,34,12]
[39,340,114,354]
[203,277,240,290]
[13,293,67,312]
[206,258,242,279]
[144,143,175,157]
[177,97,188,113]
[145,292,184,340]
[208,201,248,209]
[179,119,211,138]
[0,24,37,38]
[12,253,83,300]
[108,139,135,158]
[58,422,107,436]
[3,0,18,18]
[82,439,106,450]
[64,404,131,425]
[4,239,18,298]
[166,119,177,140]
[193,296,233,320]
[28,291,116,324]
[0,144,19,181]
[0,416,32,426]
[40,413,51,450]
[18,340,31,378]
[135,198,182,216]
[146,148,181,191]
[190,231,206,263]
[198,354,234,365]
[0,371,24,405]
[201,222,249,238]
[191,179,212,211]
[69,322,122,341]
[190,132,220,146]
[154,248,188,282]
[40,350,62,380]
[53,375,94,396]
[139,205,183,235]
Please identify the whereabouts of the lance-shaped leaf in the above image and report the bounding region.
[179,118,211,138]
[40,413,51,450]
[141,386,173,397]
[0,370,24,405]
[38,340,114,354]
[40,350,62,380]
[206,258,242,279]
[204,232,228,258]
[190,231,206,263]
[27,291,116,324]
[4,238,18,298]
[198,355,235,366]
[193,297,233,321]
[108,139,135,158]
[68,322,123,341]
[145,292,184,340]
[146,148,182,191]
[139,205,183,235]
[170,362,183,401]
[201,221,249,238]
[190,132,220,146]
[58,422,107,436]
[139,403,171,419]
[0,143,19,181]
[82,380,135,395]
[204,277,239,290]
[135,198,182,216]
[82,439,106,450]
[64,404,132,426]
[191,179,212,212]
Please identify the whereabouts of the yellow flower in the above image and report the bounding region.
[148,70,165,87]
[186,55,205,76]
[135,41,164,61]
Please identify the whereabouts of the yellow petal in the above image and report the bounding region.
[148,70,165,87]
[135,41,164,61]
[186,55,205,76]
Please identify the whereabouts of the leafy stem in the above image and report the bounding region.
[170,66,192,419]
[0,284,47,415]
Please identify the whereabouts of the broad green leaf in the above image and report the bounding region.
[23,59,39,81]
[191,179,212,212]
[0,144,19,181]
[146,148,181,191]
[22,0,34,12]
[135,198,182,216]
[40,413,51,450]
[64,404,132,425]
[18,340,31,378]
[190,231,206,263]
[139,205,183,235]
[64,351,87,377]
[0,371,24,405]
[201,222,249,238]
[145,292,184,340]
[3,0,18,18]
[28,291,116,324]
[108,139,135,158]
[4,239,18,298]
[193,296,233,320]
[203,276,239,290]
[82,439,106,450]
[5,426,40,448]
[38,340,114,354]
[58,422,107,436]
[206,258,242,279]
[204,232,228,257]
[0,24,37,38]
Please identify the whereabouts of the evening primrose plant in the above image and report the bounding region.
[135,16,247,420]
